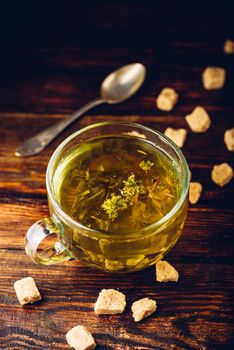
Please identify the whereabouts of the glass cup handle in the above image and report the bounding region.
[25,217,72,265]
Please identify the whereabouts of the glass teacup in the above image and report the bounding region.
[25,122,189,272]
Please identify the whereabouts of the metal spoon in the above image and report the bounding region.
[15,63,146,157]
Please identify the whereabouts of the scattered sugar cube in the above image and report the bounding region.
[94,289,126,315]
[156,260,179,282]
[224,128,234,151]
[211,163,233,187]
[66,325,96,350]
[14,277,41,305]
[156,88,179,111]
[185,106,211,133]
[189,182,202,204]
[164,128,187,148]
[224,39,234,54]
[131,297,157,322]
[202,67,226,90]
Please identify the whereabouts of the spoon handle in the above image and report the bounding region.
[15,98,104,157]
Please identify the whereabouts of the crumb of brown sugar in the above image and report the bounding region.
[224,128,234,151]
[66,325,96,350]
[202,67,226,90]
[131,297,157,322]
[164,128,187,148]
[224,39,234,54]
[156,88,179,111]
[14,277,41,305]
[156,260,179,282]
[189,182,202,204]
[185,106,211,133]
[94,289,126,314]
[211,163,233,187]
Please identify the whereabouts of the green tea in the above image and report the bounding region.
[57,135,181,233]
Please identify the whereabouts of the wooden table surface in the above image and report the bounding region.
[1,2,234,349]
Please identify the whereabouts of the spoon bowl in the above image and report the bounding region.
[101,63,146,103]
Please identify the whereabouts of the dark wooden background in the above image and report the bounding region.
[0,1,234,349]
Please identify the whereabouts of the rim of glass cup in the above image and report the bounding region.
[46,121,189,238]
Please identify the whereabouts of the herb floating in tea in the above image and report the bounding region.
[139,160,154,172]
[57,135,182,233]
[122,174,145,201]
[102,194,128,221]
[102,174,145,221]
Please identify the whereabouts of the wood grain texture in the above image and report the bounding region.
[0,1,234,349]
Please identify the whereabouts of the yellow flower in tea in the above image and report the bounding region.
[102,194,128,221]
[139,160,154,171]
[102,174,145,220]
[122,174,145,201]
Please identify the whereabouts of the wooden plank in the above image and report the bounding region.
[1,251,233,350]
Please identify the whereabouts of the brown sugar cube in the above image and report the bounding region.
[131,297,157,322]
[224,128,234,151]
[66,325,96,350]
[94,289,126,314]
[185,106,211,133]
[156,260,179,282]
[14,277,41,305]
[156,88,179,111]
[189,182,202,204]
[164,128,187,148]
[211,163,233,187]
[202,67,226,90]
[224,39,234,54]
